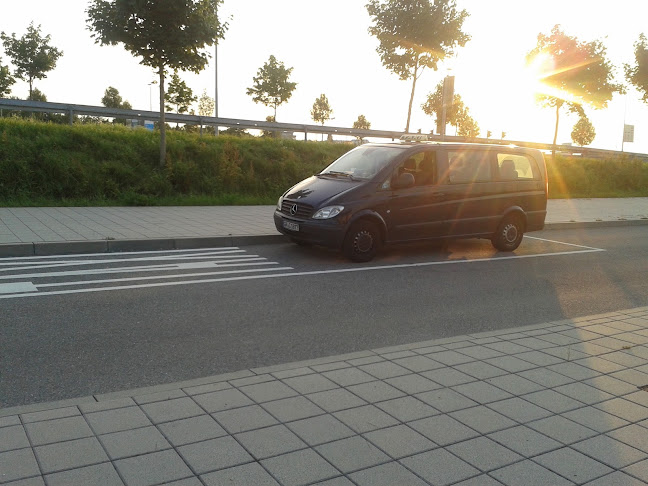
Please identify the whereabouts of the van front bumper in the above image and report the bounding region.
[274,211,347,248]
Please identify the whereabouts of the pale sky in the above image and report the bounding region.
[2,0,648,153]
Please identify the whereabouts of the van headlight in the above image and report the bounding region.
[277,195,284,210]
[312,206,344,219]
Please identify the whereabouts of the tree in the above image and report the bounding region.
[101,86,132,109]
[526,25,623,154]
[0,22,63,99]
[353,114,371,131]
[366,0,469,132]
[246,55,297,121]
[571,115,596,146]
[421,81,478,136]
[87,0,228,167]
[625,33,648,104]
[165,71,197,115]
[311,93,333,140]
[198,89,215,117]
[0,57,15,97]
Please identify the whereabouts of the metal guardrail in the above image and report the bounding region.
[1,98,647,161]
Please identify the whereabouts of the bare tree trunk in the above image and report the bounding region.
[159,66,166,168]
[552,102,562,157]
[405,59,420,133]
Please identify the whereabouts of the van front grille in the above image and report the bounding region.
[281,200,314,219]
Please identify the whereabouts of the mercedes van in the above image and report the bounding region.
[274,140,548,262]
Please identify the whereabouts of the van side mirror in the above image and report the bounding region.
[392,172,415,190]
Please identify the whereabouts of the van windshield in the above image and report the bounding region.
[319,145,407,180]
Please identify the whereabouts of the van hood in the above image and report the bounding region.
[283,175,361,208]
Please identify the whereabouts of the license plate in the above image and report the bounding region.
[283,220,299,232]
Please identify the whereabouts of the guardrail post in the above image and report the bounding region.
[69,109,74,125]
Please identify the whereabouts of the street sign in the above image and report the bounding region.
[623,124,635,143]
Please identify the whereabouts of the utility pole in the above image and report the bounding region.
[214,42,219,136]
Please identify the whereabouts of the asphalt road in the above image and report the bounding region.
[1,226,647,408]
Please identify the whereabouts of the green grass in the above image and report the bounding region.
[1,117,647,206]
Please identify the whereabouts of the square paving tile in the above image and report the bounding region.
[281,374,338,394]
[25,416,94,446]
[346,381,405,403]
[528,416,598,445]
[349,461,428,486]
[192,389,253,413]
[306,389,367,412]
[583,471,648,486]
[202,462,279,486]
[449,406,516,434]
[400,448,480,485]
[552,382,615,405]
[488,425,562,457]
[315,436,389,474]
[375,396,439,422]
[34,437,108,474]
[623,458,648,483]
[535,447,613,484]
[261,396,325,423]
[0,448,41,484]
[454,361,509,379]
[447,436,522,471]
[235,424,307,460]
[583,375,639,395]
[451,381,513,404]
[334,405,398,433]
[99,426,171,460]
[522,389,585,414]
[420,367,477,386]
[518,368,574,388]
[358,361,410,379]
[459,345,505,360]
[321,368,376,387]
[415,388,478,413]
[572,435,646,469]
[364,424,436,459]
[0,425,29,453]
[451,474,504,486]
[21,407,80,424]
[85,407,152,435]
[115,449,194,486]
[561,406,630,433]
[261,449,340,486]
[178,436,253,474]
[213,405,278,434]
[157,415,227,447]
[409,414,479,446]
[286,414,354,446]
[609,425,648,453]
[427,350,476,366]
[141,397,205,424]
[515,350,565,367]
[595,398,648,422]
[484,374,544,395]
[490,459,574,486]
[484,356,537,373]
[384,374,440,394]
[44,462,124,486]
[392,355,445,372]
[485,397,553,423]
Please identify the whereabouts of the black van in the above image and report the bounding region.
[274,141,548,262]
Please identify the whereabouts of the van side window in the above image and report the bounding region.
[448,151,491,183]
[497,154,537,180]
[385,151,437,189]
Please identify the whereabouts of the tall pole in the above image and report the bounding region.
[214,42,218,136]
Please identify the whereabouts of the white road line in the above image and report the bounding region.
[525,236,604,251]
[36,266,295,288]
[0,282,38,294]
[0,247,242,262]
[0,259,276,280]
[0,248,605,299]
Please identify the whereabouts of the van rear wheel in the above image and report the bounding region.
[343,220,381,262]
[492,214,524,251]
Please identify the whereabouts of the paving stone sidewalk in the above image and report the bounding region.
[2,307,648,485]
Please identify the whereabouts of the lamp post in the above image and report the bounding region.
[148,80,157,111]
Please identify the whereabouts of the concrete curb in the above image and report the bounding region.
[0,220,647,258]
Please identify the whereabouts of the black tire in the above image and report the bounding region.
[491,214,524,251]
[343,220,381,262]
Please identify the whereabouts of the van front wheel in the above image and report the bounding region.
[492,215,524,251]
[343,221,381,262]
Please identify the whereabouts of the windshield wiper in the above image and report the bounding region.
[320,171,355,180]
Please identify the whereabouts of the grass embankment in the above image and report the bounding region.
[0,118,350,206]
[1,118,647,206]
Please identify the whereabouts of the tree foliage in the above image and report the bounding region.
[353,114,371,131]
[0,22,63,98]
[86,0,228,166]
[0,57,15,97]
[311,93,333,125]
[526,25,623,152]
[198,89,215,117]
[571,115,596,146]
[101,86,132,110]
[625,33,648,104]
[246,55,297,121]
[421,81,479,137]
[165,71,197,114]
[366,0,469,132]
